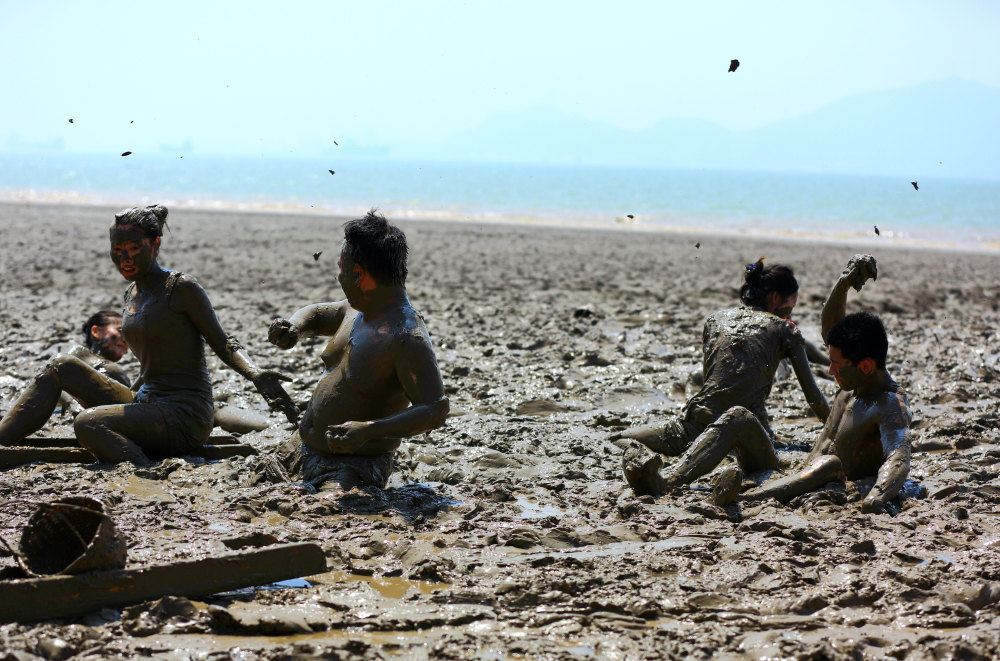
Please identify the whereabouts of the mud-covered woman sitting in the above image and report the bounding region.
[621,259,830,496]
[0,205,297,466]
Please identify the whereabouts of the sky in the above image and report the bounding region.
[2,1,999,157]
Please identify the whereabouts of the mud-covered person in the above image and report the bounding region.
[713,255,912,514]
[268,210,448,492]
[621,259,830,497]
[0,205,297,465]
[59,309,272,434]
[56,311,131,416]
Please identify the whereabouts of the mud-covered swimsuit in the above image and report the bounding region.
[122,271,214,453]
[661,306,804,453]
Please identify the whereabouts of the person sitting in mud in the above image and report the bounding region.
[55,310,131,416]
[708,255,912,514]
[0,205,297,465]
[268,210,448,492]
[621,259,830,495]
[58,309,273,434]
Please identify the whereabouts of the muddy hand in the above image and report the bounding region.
[267,318,299,349]
[844,254,878,292]
[253,370,299,423]
[324,420,373,452]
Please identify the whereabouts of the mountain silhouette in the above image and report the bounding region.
[394,78,1000,179]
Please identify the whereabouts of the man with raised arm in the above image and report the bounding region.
[268,210,448,491]
[713,254,913,513]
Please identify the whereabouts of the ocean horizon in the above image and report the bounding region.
[2,153,998,253]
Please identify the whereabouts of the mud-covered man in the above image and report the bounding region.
[269,210,449,491]
[711,255,913,513]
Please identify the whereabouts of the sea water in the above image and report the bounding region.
[1,153,998,252]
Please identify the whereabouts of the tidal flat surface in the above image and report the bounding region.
[1,202,998,659]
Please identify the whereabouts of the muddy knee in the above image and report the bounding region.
[42,354,89,388]
[48,353,85,375]
[717,406,756,427]
[804,454,844,481]
[73,408,107,446]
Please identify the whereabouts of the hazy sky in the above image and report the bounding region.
[3,1,999,156]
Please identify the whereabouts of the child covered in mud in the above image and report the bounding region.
[710,255,912,513]
[621,259,831,495]
[268,210,448,492]
[0,205,297,465]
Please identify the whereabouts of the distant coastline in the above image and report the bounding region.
[2,191,996,256]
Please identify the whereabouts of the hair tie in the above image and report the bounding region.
[746,256,765,274]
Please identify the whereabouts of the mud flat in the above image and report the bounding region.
[1,202,999,659]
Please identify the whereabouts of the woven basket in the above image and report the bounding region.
[17,496,127,575]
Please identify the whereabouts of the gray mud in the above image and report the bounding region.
[1,203,999,659]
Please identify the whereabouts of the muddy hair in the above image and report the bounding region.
[739,258,799,309]
[343,209,408,286]
[82,310,122,352]
[113,204,169,239]
[828,311,888,369]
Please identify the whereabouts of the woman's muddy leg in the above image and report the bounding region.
[74,403,173,466]
[616,417,688,456]
[661,406,775,488]
[740,455,844,504]
[0,354,132,445]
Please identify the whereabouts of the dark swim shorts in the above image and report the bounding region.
[651,415,706,456]
[277,432,394,491]
[133,386,214,456]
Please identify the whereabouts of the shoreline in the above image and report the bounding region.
[1,191,998,256]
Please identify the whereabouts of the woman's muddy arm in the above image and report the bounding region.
[790,345,830,422]
[804,338,831,366]
[821,255,877,343]
[173,276,298,421]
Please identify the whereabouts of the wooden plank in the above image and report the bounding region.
[0,542,327,623]
[0,441,255,470]
[0,448,93,470]
[21,434,239,448]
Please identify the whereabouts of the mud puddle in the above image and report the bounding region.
[306,571,451,599]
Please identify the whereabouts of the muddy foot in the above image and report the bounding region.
[622,443,666,496]
[710,465,744,506]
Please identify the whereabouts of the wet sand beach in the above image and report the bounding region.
[1,202,999,659]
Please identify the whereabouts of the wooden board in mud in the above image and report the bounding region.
[19,434,242,447]
[0,440,255,470]
[0,542,327,623]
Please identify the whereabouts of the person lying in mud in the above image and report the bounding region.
[268,210,448,492]
[0,205,297,465]
[66,310,132,392]
[707,255,912,514]
[57,310,273,434]
[621,259,830,494]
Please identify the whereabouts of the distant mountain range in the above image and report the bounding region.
[392,78,1000,180]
